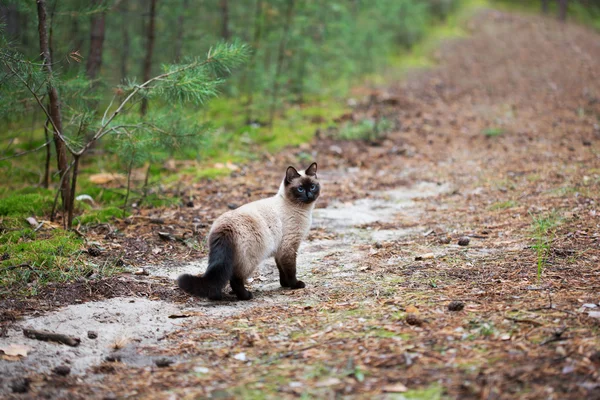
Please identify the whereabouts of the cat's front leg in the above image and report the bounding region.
[275,249,305,289]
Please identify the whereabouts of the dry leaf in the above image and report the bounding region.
[89,173,126,185]
[0,344,31,357]
[405,305,419,314]
[25,217,38,227]
[383,383,408,393]
[316,377,341,387]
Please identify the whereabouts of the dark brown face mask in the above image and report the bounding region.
[284,163,320,205]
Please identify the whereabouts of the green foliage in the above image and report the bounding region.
[483,127,505,137]
[530,211,562,280]
[338,118,394,142]
[0,223,87,295]
[488,200,517,210]
[493,0,600,30]
[75,206,124,225]
[0,190,54,217]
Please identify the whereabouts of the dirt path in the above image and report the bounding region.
[1,8,600,399]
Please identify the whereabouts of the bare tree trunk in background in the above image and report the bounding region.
[0,4,20,38]
[70,18,85,54]
[43,117,51,189]
[268,0,294,128]
[220,0,231,41]
[140,0,158,116]
[558,0,568,21]
[37,0,71,223]
[120,1,130,82]
[541,0,549,13]
[244,0,263,124]
[86,0,106,80]
[174,0,189,62]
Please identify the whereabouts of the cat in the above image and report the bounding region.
[177,163,320,300]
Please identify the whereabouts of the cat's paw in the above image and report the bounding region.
[291,280,305,289]
[208,292,223,301]
[236,291,253,301]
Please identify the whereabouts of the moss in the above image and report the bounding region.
[195,167,232,180]
[0,228,87,295]
[0,190,55,217]
[483,127,505,137]
[488,200,517,210]
[75,206,125,225]
[399,385,444,400]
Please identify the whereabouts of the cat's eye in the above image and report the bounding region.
[310,184,316,191]
[297,187,305,192]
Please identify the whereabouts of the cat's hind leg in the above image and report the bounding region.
[230,276,253,300]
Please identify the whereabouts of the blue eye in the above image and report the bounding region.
[310,184,316,191]
[297,187,304,192]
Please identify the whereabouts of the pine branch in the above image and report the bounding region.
[84,42,249,157]
[0,139,53,162]
[2,60,77,155]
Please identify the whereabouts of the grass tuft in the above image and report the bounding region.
[530,211,562,280]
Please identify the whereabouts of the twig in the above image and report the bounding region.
[23,328,81,347]
[527,306,576,316]
[0,139,52,162]
[505,317,543,327]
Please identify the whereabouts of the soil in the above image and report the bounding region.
[1,8,600,399]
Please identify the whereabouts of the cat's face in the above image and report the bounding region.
[284,163,320,205]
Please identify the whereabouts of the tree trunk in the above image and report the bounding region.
[140,0,158,116]
[86,0,106,80]
[558,0,568,21]
[541,0,549,13]
[43,117,51,189]
[220,0,231,41]
[37,0,71,222]
[268,0,294,128]
[174,0,189,62]
[244,0,263,124]
[0,4,20,38]
[117,1,130,81]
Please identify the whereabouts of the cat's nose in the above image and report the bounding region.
[307,192,314,199]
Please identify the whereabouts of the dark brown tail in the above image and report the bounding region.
[177,232,235,300]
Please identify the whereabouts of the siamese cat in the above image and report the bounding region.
[178,163,320,300]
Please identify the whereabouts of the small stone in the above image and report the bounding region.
[439,236,451,245]
[134,268,149,276]
[458,237,470,246]
[87,247,102,257]
[88,331,98,339]
[52,365,71,376]
[405,313,423,326]
[158,232,175,241]
[448,301,465,312]
[154,358,174,368]
[10,378,30,393]
[589,351,600,365]
[415,253,434,261]
[105,355,121,362]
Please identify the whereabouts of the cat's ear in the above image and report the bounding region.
[285,166,301,184]
[305,162,318,177]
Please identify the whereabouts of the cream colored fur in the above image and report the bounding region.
[210,170,315,280]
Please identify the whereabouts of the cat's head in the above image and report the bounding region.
[283,163,320,205]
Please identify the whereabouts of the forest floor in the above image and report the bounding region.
[1,8,600,400]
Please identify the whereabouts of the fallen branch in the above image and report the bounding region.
[23,328,81,347]
[505,317,543,327]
